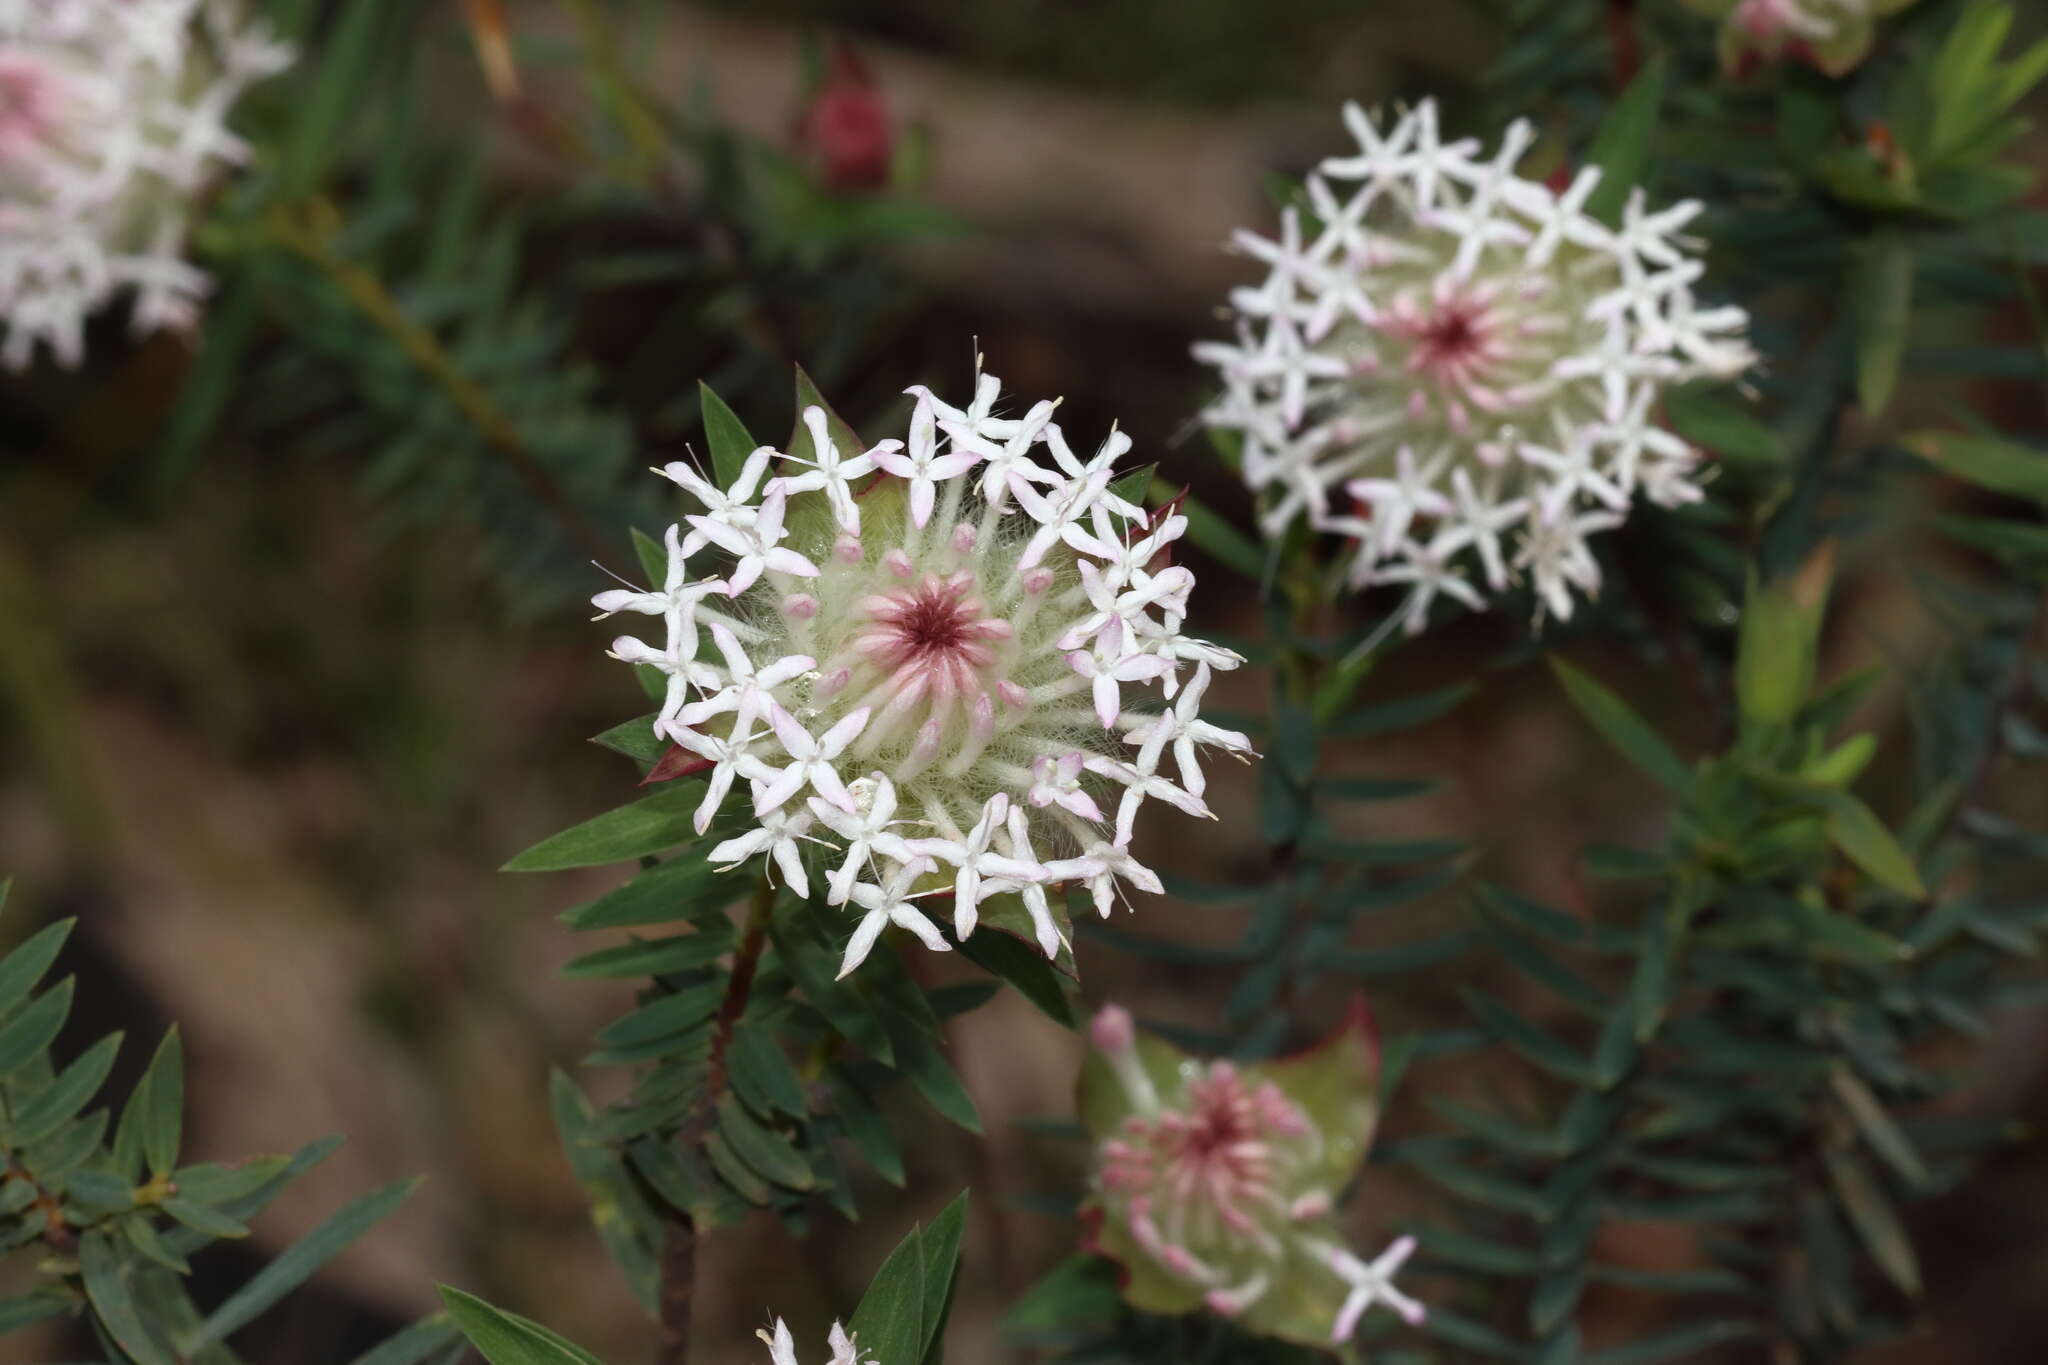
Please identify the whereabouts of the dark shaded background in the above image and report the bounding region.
[3,3,2046,1363]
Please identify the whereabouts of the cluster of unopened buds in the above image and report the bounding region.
[1080,1004,1421,1344]
[0,0,292,368]
[1681,0,1920,76]
[1195,99,1754,629]
[597,367,1250,976]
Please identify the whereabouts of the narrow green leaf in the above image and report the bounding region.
[1830,1067,1927,1185]
[0,976,73,1077]
[161,1197,251,1240]
[591,715,668,764]
[1464,988,1597,1085]
[560,856,734,931]
[0,1292,69,1333]
[140,1029,183,1178]
[0,918,74,1016]
[79,1228,176,1365]
[1325,681,1476,738]
[8,1032,120,1146]
[1583,55,1669,225]
[629,528,667,586]
[1664,386,1783,465]
[715,1096,813,1190]
[1151,483,1262,579]
[825,1067,904,1186]
[884,1015,981,1133]
[439,1287,605,1365]
[846,1207,931,1365]
[275,0,392,197]
[188,1177,422,1350]
[504,784,705,871]
[562,930,732,979]
[1909,431,2048,507]
[956,929,1076,1028]
[1548,657,1690,793]
[346,1315,467,1365]
[700,382,761,491]
[1823,1147,1920,1296]
[1818,791,1926,899]
[912,1192,969,1362]
[727,1024,810,1120]
[1854,236,1913,418]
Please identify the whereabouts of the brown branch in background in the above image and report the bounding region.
[1607,0,1642,90]
[655,875,777,1365]
[266,203,615,568]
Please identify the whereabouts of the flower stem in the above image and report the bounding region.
[656,872,777,1365]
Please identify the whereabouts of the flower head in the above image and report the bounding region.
[1682,0,1920,76]
[0,0,292,368]
[758,1318,875,1365]
[1195,99,1753,628]
[1077,1001,1419,1345]
[601,366,1245,975]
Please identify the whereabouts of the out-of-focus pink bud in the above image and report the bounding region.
[796,41,893,194]
[1090,1004,1137,1056]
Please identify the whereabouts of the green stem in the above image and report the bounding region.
[656,873,776,1365]
[265,201,615,568]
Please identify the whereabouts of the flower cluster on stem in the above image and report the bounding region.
[1195,99,1754,628]
[0,0,292,368]
[599,367,1249,976]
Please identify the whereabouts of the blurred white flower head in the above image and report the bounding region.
[599,366,1248,977]
[0,0,291,368]
[1195,99,1754,629]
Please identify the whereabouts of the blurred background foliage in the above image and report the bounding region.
[3,1,2048,1363]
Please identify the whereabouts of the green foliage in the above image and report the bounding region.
[0,889,439,1365]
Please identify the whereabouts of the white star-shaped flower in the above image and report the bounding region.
[880,390,981,527]
[1120,664,1253,800]
[710,783,820,894]
[810,774,920,906]
[768,405,893,533]
[687,489,821,596]
[840,855,949,978]
[754,704,870,815]
[1326,1235,1425,1341]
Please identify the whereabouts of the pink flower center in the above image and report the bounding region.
[1101,1063,1310,1240]
[844,571,1015,746]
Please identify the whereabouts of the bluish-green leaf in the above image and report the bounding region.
[439,1287,605,1365]
[0,976,72,1077]
[79,1228,176,1365]
[0,918,74,1017]
[1583,56,1669,225]
[1549,657,1691,793]
[700,382,761,491]
[187,1178,421,1351]
[504,784,706,871]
